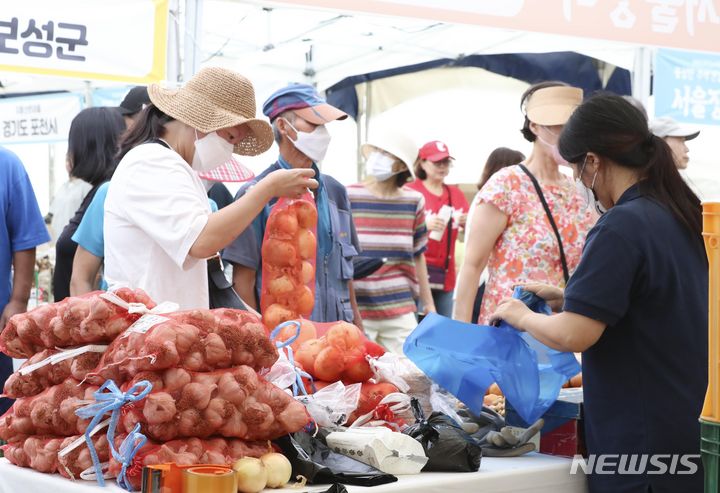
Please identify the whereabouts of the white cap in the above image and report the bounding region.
[649,116,700,141]
[361,128,418,177]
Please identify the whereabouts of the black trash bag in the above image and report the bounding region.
[274,431,398,487]
[403,398,483,472]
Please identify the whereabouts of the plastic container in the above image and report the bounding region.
[702,202,720,423]
[700,419,720,493]
[325,428,428,475]
[429,205,453,241]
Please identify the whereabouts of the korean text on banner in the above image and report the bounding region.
[655,48,720,126]
[0,93,84,145]
[272,0,720,54]
[0,0,167,83]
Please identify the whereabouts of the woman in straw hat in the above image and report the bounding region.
[454,81,595,324]
[346,128,435,354]
[103,67,317,310]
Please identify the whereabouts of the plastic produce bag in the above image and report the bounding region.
[347,382,402,426]
[296,381,361,427]
[369,352,410,393]
[261,195,318,328]
[349,392,411,430]
[403,398,482,472]
[265,351,299,392]
[274,430,398,487]
[403,287,580,424]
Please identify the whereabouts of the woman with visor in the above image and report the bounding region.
[492,93,707,493]
[455,81,595,324]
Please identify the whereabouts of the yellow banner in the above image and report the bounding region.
[0,0,168,83]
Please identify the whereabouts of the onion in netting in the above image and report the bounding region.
[234,457,267,493]
[261,452,292,488]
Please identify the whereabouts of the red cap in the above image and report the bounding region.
[418,140,453,162]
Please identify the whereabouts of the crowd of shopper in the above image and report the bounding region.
[0,68,709,492]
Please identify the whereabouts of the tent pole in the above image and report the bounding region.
[83,81,93,108]
[632,47,652,114]
[183,0,203,82]
[167,0,181,85]
[356,88,363,182]
[48,144,55,214]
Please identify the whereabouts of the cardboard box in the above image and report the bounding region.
[505,388,585,458]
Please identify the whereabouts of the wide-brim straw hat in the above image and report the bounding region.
[525,86,583,126]
[361,128,418,178]
[148,67,273,156]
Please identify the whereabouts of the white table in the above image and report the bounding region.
[0,454,587,493]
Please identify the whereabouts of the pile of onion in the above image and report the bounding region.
[234,453,292,493]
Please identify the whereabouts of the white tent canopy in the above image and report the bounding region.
[0,1,640,103]
[198,0,639,96]
[2,0,718,206]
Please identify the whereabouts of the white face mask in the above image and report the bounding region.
[192,130,234,173]
[285,119,331,163]
[537,126,567,166]
[576,156,607,215]
[365,151,398,181]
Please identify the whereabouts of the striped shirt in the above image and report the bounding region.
[347,183,428,320]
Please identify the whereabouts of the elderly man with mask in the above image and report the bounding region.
[223,83,363,326]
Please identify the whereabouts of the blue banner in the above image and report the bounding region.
[92,86,134,108]
[655,48,720,126]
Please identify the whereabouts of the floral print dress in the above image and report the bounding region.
[475,165,596,324]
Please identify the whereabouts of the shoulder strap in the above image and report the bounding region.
[518,165,570,283]
[439,185,454,270]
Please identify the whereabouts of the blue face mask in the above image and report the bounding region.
[576,156,607,215]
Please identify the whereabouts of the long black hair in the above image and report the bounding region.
[116,103,175,162]
[67,107,126,186]
[559,92,702,239]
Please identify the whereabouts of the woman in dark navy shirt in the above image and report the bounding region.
[492,93,707,493]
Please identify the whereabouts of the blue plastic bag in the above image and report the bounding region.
[403,288,580,424]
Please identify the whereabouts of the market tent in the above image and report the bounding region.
[325,51,631,121]
[198,0,639,99]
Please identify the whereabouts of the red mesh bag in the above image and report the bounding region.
[0,288,155,358]
[348,382,403,426]
[2,346,104,399]
[87,309,277,385]
[0,379,98,440]
[116,366,311,442]
[107,436,270,491]
[288,321,385,384]
[260,196,318,330]
[1,432,109,478]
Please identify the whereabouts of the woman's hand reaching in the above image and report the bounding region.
[261,168,318,199]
